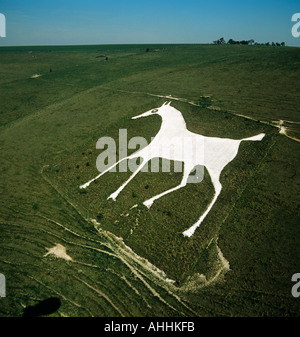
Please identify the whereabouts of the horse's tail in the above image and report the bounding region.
[241,133,265,142]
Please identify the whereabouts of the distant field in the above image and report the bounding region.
[0,44,299,317]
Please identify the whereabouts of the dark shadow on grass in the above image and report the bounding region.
[23,297,61,317]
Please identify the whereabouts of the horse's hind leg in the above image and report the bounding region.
[182,169,222,237]
[143,164,193,209]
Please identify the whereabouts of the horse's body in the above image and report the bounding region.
[81,102,265,237]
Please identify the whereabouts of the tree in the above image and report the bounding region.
[219,37,226,44]
[281,42,285,47]
[96,213,104,222]
[213,37,226,45]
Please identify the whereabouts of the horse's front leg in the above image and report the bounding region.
[80,153,137,189]
[107,157,148,201]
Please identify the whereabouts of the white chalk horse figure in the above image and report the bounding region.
[80,102,265,237]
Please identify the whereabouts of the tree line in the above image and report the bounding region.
[213,37,285,47]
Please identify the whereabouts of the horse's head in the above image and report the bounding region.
[132,101,171,120]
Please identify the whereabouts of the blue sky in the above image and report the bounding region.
[0,0,299,46]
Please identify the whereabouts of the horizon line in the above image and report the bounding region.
[0,42,298,48]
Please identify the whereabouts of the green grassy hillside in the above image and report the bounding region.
[0,44,299,316]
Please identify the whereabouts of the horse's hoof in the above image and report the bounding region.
[107,192,118,201]
[143,200,153,209]
[182,228,194,237]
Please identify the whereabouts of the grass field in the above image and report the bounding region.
[0,44,299,317]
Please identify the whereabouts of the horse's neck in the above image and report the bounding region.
[158,111,187,135]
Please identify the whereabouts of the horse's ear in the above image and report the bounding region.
[167,101,171,106]
[163,101,168,106]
